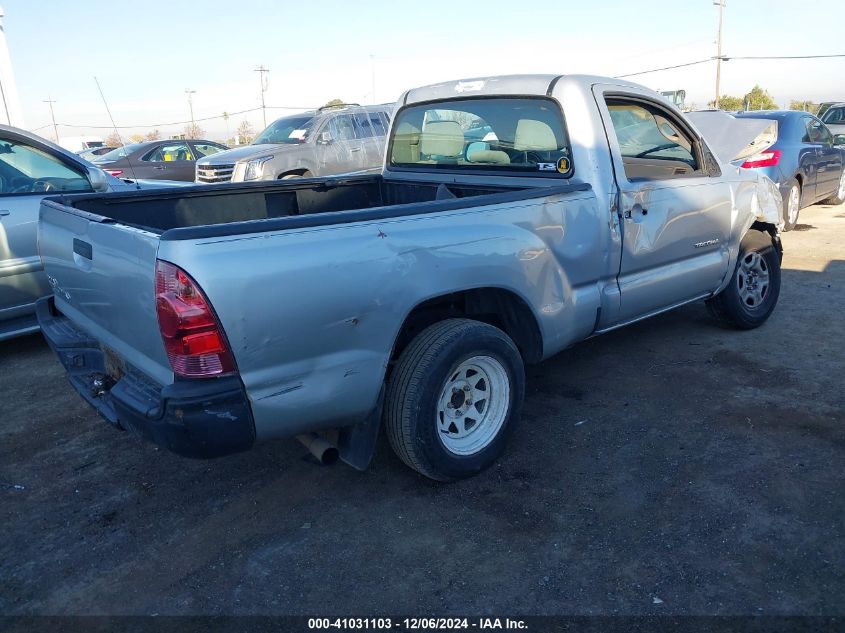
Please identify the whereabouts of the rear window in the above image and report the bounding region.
[389,97,572,176]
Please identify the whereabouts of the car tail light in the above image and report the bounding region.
[741,149,782,168]
[155,260,236,378]
[104,169,123,177]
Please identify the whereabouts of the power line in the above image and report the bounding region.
[722,53,845,60]
[615,59,713,78]
[615,52,845,79]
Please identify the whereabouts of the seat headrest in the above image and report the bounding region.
[514,120,558,151]
[420,121,464,157]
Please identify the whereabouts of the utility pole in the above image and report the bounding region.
[223,111,230,142]
[185,89,196,138]
[714,0,726,109]
[255,65,269,128]
[369,54,376,104]
[43,96,59,142]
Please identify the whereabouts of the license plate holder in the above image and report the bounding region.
[101,345,126,383]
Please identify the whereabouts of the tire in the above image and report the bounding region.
[781,178,801,231]
[385,319,525,481]
[821,170,845,206]
[280,170,311,180]
[705,229,781,330]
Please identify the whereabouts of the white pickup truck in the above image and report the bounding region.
[37,74,783,481]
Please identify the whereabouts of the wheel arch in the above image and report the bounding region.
[389,287,544,369]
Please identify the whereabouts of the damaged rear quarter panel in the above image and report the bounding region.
[157,189,604,440]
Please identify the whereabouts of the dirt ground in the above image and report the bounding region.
[1,203,843,617]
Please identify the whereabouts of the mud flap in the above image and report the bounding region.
[337,386,384,471]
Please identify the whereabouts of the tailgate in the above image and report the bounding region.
[39,199,172,385]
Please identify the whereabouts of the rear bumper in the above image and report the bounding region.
[36,296,255,458]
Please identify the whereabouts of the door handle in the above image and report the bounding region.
[153,165,167,170]
[350,147,362,153]
[624,204,648,220]
[0,210,9,217]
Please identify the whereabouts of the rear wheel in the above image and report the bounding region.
[782,178,801,231]
[385,319,525,481]
[821,170,845,205]
[706,229,781,329]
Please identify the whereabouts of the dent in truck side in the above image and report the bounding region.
[37,74,784,479]
[158,185,606,442]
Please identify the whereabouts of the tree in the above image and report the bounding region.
[236,120,254,145]
[789,100,820,115]
[144,129,161,141]
[183,123,205,139]
[104,131,122,147]
[709,85,777,111]
[322,98,345,108]
[744,85,777,111]
[129,134,144,143]
[709,95,744,111]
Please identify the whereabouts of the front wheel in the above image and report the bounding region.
[385,319,525,481]
[705,229,781,329]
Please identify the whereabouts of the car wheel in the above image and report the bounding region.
[821,170,845,205]
[281,170,312,180]
[782,178,801,231]
[705,229,781,330]
[385,319,525,481]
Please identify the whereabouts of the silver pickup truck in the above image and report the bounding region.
[37,74,783,481]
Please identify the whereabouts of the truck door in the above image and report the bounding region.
[0,133,94,332]
[593,87,733,323]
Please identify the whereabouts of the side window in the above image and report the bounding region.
[822,107,845,125]
[326,115,358,142]
[354,112,387,138]
[605,98,699,180]
[0,138,93,195]
[192,143,225,157]
[803,117,832,144]
[144,142,193,162]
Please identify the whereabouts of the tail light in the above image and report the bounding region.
[155,260,236,378]
[104,169,123,177]
[741,149,782,169]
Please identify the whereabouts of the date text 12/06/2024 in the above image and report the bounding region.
[307,617,528,630]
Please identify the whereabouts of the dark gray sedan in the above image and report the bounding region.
[93,139,228,181]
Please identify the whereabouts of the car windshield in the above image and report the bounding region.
[94,143,144,161]
[389,97,572,175]
[253,116,316,145]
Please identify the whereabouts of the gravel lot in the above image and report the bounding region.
[1,203,843,616]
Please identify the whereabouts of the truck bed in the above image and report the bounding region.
[54,174,589,239]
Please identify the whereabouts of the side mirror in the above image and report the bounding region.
[318,131,334,145]
[833,134,845,146]
[87,166,110,191]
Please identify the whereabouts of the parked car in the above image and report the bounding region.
[820,103,845,137]
[77,146,115,161]
[195,104,392,183]
[38,74,783,481]
[94,139,228,181]
[0,125,188,340]
[729,111,845,230]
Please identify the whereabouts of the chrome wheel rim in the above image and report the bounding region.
[837,172,845,200]
[436,355,510,456]
[787,185,800,225]
[737,251,770,309]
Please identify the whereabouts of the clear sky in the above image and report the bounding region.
[4,0,843,142]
